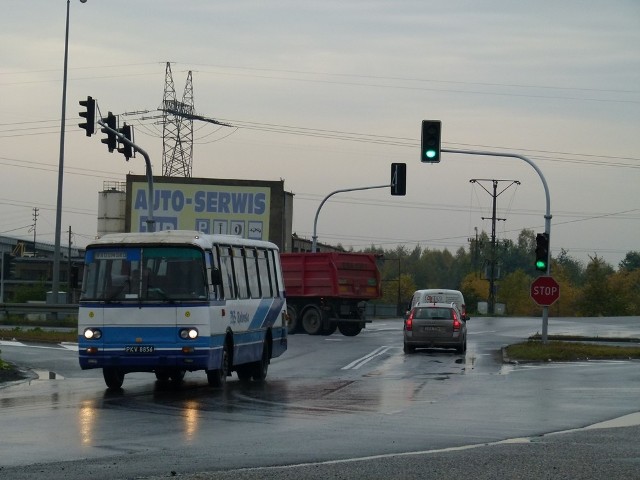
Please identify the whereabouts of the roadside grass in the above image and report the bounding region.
[506,337,640,362]
[0,327,77,344]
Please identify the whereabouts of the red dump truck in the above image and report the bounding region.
[280,252,381,336]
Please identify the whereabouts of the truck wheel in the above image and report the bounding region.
[287,305,299,334]
[338,323,362,337]
[321,323,337,336]
[302,308,323,335]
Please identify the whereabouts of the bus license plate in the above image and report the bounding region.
[125,345,155,353]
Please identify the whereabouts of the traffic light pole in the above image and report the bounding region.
[98,120,156,232]
[442,148,552,343]
[312,184,390,253]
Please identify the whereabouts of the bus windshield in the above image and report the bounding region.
[81,246,207,302]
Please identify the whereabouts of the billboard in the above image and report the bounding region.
[125,175,291,249]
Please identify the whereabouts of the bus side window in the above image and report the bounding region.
[207,250,223,299]
[257,249,272,298]
[232,247,249,299]
[267,249,280,297]
[246,247,261,298]
[218,245,236,299]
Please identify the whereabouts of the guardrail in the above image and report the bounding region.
[0,303,78,315]
[1,302,399,319]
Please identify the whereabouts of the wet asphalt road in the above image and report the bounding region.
[1,316,639,479]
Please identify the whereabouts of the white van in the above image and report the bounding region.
[407,289,469,321]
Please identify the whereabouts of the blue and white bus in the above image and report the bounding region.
[78,230,288,390]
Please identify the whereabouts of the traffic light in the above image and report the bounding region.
[421,120,441,163]
[390,163,406,196]
[535,233,549,271]
[117,123,134,160]
[100,112,117,152]
[78,96,95,136]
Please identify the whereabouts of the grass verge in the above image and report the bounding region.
[505,338,640,362]
[0,327,77,344]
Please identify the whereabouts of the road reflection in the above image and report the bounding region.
[78,399,96,446]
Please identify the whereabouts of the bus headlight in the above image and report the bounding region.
[179,328,198,340]
[84,328,102,340]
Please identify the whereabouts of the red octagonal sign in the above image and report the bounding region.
[531,276,560,306]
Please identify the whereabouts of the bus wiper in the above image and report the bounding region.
[147,287,174,302]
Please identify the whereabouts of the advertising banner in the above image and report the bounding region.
[128,180,271,241]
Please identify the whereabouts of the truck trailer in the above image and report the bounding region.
[280,252,381,336]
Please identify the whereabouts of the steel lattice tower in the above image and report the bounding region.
[160,62,194,177]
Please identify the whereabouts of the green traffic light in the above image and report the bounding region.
[425,150,436,159]
[536,260,547,270]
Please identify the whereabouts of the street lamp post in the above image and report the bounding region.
[52,0,85,305]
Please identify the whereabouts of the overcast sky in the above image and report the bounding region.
[1,0,639,268]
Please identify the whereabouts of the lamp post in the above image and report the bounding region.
[52,0,86,306]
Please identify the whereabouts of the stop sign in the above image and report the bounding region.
[530,276,560,306]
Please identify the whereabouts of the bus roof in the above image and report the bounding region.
[87,230,279,251]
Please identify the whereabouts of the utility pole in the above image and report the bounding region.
[68,226,72,303]
[470,179,520,314]
[30,207,39,256]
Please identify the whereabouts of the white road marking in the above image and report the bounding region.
[342,346,394,370]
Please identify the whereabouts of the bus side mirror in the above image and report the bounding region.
[210,268,222,286]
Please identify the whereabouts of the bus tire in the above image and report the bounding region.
[170,369,186,383]
[103,368,124,390]
[207,344,229,388]
[252,339,270,381]
[302,307,323,335]
[236,364,252,381]
[338,322,362,337]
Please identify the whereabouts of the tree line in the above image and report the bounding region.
[363,229,640,317]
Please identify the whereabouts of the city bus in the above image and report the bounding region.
[78,230,288,390]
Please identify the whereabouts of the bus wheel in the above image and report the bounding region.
[154,369,170,382]
[236,364,252,381]
[103,368,124,390]
[338,323,362,337]
[252,340,270,381]
[207,344,229,388]
[170,369,186,383]
[302,307,323,335]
